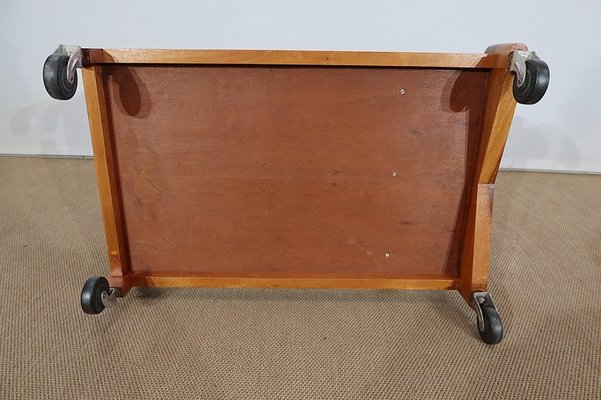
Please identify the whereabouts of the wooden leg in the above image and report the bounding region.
[108,275,132,297]
[459,183,494,303]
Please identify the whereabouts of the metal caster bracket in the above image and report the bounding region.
[52,44,82,83]
[100,288,120,308]
[510,50,540,88]
[472,291,498,332]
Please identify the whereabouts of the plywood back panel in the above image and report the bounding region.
[102,65,488,278]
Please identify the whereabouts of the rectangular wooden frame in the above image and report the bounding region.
[81,44,525,300]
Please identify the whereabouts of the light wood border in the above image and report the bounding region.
[82,66,130,286]
[83,48,501,69]
[477,43,528,184]
[127,273,459,291]
[459,43,526,301]
[459,183,495,301]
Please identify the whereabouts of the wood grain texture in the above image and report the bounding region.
[477,43,527,184]
[81,67,130,282]
[471,184,494,290]
[459,43,525,300]
[459,183,494,299]
[83,48,500,69]
[101,65,489,280]
[127,273,459,290]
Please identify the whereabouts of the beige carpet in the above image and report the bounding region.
[0,156,599,399]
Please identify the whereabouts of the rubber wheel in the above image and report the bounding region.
[513,59,549,105]
[43,54,77,100]
[478,306,504,345]
[81,276,109,314]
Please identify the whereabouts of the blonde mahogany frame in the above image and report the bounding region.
[81,44,525,298]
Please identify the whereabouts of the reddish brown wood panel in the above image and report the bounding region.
[101,65,489,279]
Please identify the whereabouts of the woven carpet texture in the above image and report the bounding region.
[0,157,600,399]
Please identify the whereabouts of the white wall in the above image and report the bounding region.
[1,0,600,172]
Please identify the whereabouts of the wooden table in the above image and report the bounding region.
[43,43,549,344]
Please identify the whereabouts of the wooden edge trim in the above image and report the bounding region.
[476,43,527,184]
[457,43,527,304]
[83,49,501,69]
[477,71,521,183]
[123,274,460,291]
[459,184,494,302]
[471,184,494,290]
[82,66,130,278]
[484,43,528,67]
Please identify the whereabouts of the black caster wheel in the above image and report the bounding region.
[81,276,110,314]
[473,291,503,345]
[513,58,549,105]
[477,305,504,345]
[43,54,78,100]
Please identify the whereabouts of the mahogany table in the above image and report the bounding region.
[43,43,549,344]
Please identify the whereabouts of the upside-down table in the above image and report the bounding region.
[44,43,549,344]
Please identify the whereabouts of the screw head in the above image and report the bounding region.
[399,88,406,95]
[385,252,390,258]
